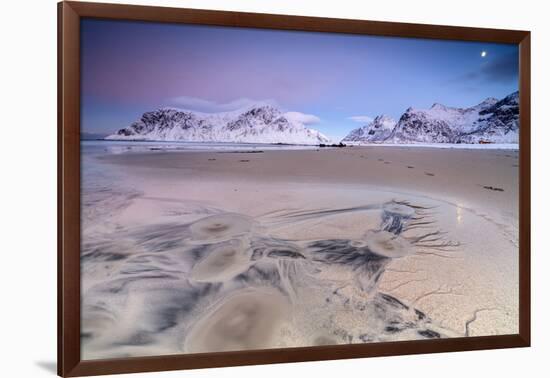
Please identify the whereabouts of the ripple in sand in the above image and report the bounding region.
[190,239,251,282]
[189,213,255,243]
[184,289,289,353]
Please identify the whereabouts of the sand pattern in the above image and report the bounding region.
[81,193,469,359]
[80,143,518,360]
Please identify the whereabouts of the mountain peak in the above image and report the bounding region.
[476,97,499,109]
[242,104,279,115]
[342,114,396,143]
[430,103,448,110]
[373,114,394,123]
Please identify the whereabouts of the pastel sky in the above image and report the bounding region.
[81,19,519,140]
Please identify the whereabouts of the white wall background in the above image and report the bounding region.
[1,0,547,376]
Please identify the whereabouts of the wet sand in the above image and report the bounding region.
[101,146,519,216]
[81,145,519,359]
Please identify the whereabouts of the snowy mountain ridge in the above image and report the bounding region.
[106,104,331,145]
[343,91,519,144]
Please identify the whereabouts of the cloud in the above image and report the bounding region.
[482,53,519,82]
[459,52,518,84]
[348,115,374,123]
[284,111,321,125]
[168,96,321,125]
[168,96,276,113]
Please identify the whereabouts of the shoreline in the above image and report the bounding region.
[82,139,519,151]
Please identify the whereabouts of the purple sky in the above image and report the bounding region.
[81,19,519,139]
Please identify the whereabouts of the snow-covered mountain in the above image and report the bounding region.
[342,91,519,145]
[106,105,330,145]
[455,92,519,144]
[342,115,397,143]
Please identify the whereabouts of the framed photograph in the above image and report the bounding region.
[58,1,530,376]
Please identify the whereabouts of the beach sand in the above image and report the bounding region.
[80,145,519,359]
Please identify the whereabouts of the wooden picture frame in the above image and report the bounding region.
[58,1,531,376]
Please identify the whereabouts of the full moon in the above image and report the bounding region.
[481,51,487,57]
